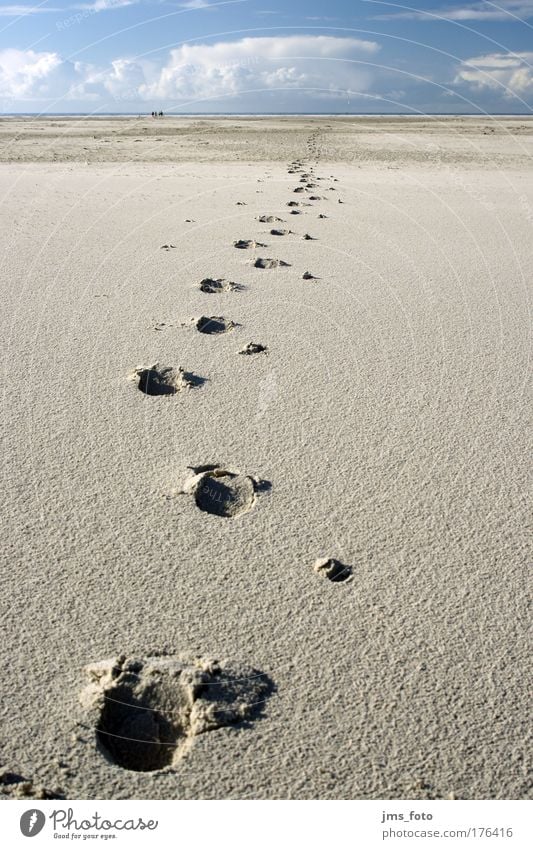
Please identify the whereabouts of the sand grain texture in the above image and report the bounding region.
[0,117,531,800]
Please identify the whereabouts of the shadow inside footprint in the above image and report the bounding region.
[234,239,265,249]
[313,558,353,583]
[196,316,236,334]
[97,681,182,772]
[90,655,274,772]
[254,258,290,269]
[195,470,256,517]
[239,342,268,355]
[183,465,270,518]
[0,773,26,786]
[135,365,203,396]
[199,278,241,293]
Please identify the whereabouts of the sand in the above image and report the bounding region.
[0,116,531,800]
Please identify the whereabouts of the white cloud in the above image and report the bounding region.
[0,4,61,14]
[376,0,533,22]
[0,49,69,99]
[0,36,382,106]
[79,0,139,10]
[455,52,533,95]
[141,35,380,102]
[178,1,213,8]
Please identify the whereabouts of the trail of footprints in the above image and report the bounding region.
[73,140,352,776]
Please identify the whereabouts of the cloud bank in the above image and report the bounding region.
[455,52,533,96]
[377,0,533,22]
[0,35,382,109]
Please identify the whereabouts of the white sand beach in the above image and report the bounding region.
[0,116,531,800]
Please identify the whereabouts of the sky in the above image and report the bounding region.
[0,0,532,113]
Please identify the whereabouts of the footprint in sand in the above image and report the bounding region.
[313,557,353,583]
[254,258,291,269]
[318,214,328,219]
[196,316,237,334]
[130,364,204,396]
[290,210,302,215]
[182,464,271,517]
[270,228,291,236]
[287,201,299,207]
[308,196,322,201]
[199,278,242,293]
[160,244,177,251]
[1,773,62,800]
[293,187,305,193]
[239,342,268,355]
[81,654,273,772]
[234,239,266,250]
[257,215,284,223]
[302,233,317,240]
[302,271,318,280]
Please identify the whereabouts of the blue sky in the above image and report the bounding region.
[0,0,532,113]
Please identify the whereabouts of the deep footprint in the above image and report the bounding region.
[313,557,353,583]
[254,258,291,269]
[82,655,273,772]
[239,342,268,355]
[196,316,236,334]
[199,278,241,293]
[234,239,265,249]
[182,465,270,517]
[131,365,202,395]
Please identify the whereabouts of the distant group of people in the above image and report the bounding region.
[151,111,164,118]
